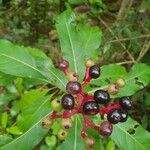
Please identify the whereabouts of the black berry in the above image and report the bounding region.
[58,60,69,70]
[107,109,121,124]
[89,65,100,79]
[119,109,128,122]
[83,101,99,115]
[119,97,132,110]
[61,94,75,110]
[99,121,113,137]
[66,81,81,94]
[94,90,110,105]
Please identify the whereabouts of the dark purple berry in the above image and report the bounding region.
[107,109,121,124]
[83,101,99,115]
[61,94,74,110]
[89,65,100,79]
[119,109,128,122]
[58,60,69,70]
[94,90,110,105]
[99,121,113,137]
[119,97,132,110]
[66,81,81,94]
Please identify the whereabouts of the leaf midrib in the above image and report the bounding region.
[0,52,66,88]
[65,22,77,73]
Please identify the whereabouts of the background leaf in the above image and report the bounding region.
[56,10,102,81]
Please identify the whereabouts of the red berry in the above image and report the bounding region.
[99,121,113,137]
[84,136,95,149]
[119,97,132,110]
[107,84,119,95]
[61,94,75,110]
[94,90,110,105]
[66,81,81,94]
[107,109,121,124]
[89,65,100,79]
[41,117,53,129]
[83,101,99,115]
[58,59,69,70]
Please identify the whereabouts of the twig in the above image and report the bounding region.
[108,34,150,43]
[115,60,135,65]
[98,17,136,63]
[117,0,134,21]
[136,38,150,63]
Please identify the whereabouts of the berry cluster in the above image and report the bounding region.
[48,59,132,146]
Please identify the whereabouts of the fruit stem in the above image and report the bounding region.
[82,67,91,87]
[99,104,122,118]
[63,69,68,76]
[81,114,99,138]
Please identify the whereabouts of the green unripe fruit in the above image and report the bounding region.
[116,78,126,88]
[57,129,68,140]
[61,118,73,129]
[51,99,62,112]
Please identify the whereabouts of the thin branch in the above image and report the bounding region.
[115,60,135,65]
[117,0,134,21]
[108,34,150,43]
[136,38,150,63]
[98,16,136,63]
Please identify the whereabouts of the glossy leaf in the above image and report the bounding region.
[56,10,101,81]
[111,118,150,150]
[0,39,67,90]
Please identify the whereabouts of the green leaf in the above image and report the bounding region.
[111,118,150,150]
[0,39,67,90]
[90,64,127,87]
[106,140,115,150]
[6,126,23,135]
[87,64,150,97]
[0,114,51,150]
[0,135,12,147]
[56,10,101,81]
[57,116,86,150]
[1,112,8,128]
[118,64,150,97]
[17,89,52,131]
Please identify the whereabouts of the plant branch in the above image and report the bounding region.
[117,0,134,21]
[98,17,136,63]
[136,38,150,63]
